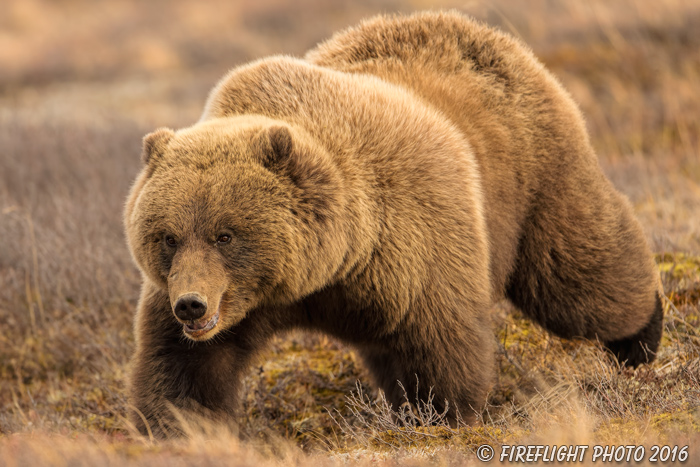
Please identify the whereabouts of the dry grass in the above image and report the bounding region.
[1,0,699,465]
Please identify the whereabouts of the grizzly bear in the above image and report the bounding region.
[124,11,663,436]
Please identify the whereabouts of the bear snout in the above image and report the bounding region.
[173,293,207,321]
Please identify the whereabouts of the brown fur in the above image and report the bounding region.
[124,11,662,436]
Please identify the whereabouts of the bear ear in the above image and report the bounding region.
[141,128,175,165]
[256,125,294,167]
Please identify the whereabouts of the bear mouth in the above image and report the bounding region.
[183,310,220,338]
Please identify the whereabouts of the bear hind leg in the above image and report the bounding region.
[604,293,663,367]
[505,189,663,367]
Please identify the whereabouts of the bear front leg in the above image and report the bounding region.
[128,283,255,437]
[359,306,495,425]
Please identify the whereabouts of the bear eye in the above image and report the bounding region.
[165,236,177,247]
[217,234,232,245]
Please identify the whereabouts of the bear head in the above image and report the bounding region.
[124,116,345,341]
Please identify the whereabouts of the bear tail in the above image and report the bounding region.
[605,292,664,367]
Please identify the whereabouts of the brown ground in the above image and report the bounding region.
[1,0,699,465]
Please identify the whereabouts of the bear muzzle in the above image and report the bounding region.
[172,292,221,339]
[167,257,228,339]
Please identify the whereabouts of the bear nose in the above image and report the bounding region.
[174,294,207,321]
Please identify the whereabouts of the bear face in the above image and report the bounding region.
[125,116,342,340]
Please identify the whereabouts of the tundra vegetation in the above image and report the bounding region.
[0,0,699,465]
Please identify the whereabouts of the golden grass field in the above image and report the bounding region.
[1,0,699,465]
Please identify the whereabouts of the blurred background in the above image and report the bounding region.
[0,0,698,444]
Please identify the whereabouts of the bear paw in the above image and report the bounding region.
[605,293,664,367]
